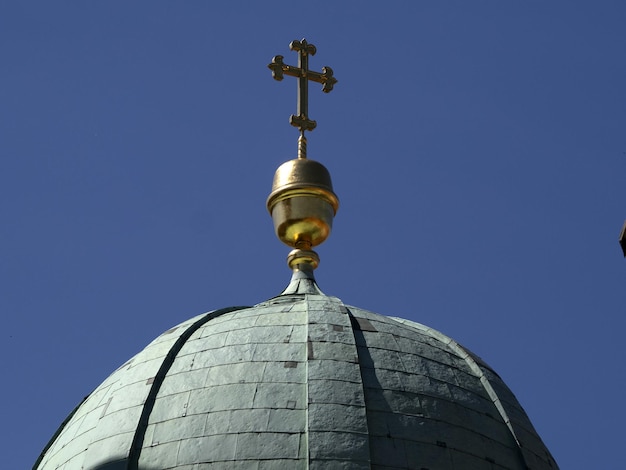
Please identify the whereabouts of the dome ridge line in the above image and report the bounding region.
[387,318,520,439]
[126,305,249,469]
[388,316,557,467]
[33,396,89,469]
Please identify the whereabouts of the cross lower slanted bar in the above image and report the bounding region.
[268,39,337,134]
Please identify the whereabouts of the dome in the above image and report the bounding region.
[35,39,558,470]
[34,282,557,469]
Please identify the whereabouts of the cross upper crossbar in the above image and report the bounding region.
[268,39,337,134]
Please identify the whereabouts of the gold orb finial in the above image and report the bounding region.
[267,39,338,271]
[267,156,339,268]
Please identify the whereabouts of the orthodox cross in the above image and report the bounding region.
[268,39,337,158]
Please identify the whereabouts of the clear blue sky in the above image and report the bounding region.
[2,2,625,468]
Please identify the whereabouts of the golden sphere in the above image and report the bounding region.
[267,158,339,249]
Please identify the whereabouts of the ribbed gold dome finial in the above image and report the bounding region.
[267,39,338,271]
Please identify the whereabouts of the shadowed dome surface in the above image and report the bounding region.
[35,286,558,470]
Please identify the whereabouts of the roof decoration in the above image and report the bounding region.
[268,38,337,158]
[266,40,339,280]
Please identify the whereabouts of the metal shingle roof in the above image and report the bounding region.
[35,292,558,470]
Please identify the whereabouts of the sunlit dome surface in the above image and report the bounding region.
[35,285,558,469]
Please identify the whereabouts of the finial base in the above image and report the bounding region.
[287,248,320,270]
[280,252,325,296]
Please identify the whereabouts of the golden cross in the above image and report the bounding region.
[268,39,337,134]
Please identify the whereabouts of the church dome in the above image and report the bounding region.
[35,39,558,470]
[34,286,557,470]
